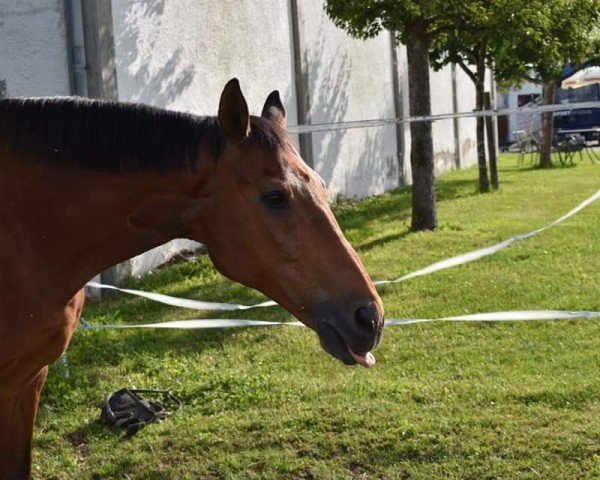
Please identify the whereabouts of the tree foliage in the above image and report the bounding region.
[492,0,599,83]
[429,1,523,191]
[427,0,600,90]
[324,1,463,42]
[496,0,600,167]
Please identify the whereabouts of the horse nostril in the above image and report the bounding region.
[354,305,376,334]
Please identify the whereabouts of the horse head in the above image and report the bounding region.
[187,79,384,367]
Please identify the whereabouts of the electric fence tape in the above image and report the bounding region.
[83,188,600,330]
[78,311,600,331]
[84,99,600,330]
[86,188,600,314]
[287,101,600,134]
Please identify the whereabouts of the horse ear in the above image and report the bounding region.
[261,90,286,128]
[218,78,251,144]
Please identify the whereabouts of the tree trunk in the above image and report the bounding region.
[406,20,437,231]
[475,69,490,192]
[539,79,555,168]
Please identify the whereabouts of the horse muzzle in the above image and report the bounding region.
[315,301,383,368]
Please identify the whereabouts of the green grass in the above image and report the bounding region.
[36,153,600,479]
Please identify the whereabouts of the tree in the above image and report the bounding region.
[429,0,598,186]
[493,0,600,168]
[429,1,516,192]
[325,1,463,231]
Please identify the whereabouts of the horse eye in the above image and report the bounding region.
[261,190,290,209]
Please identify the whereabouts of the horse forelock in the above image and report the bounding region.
[248,116,286,151]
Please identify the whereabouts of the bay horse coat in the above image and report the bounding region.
[0,79,383,478]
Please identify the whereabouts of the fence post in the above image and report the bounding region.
[451,64,461,169]
[81,0,118,100]
[389,31,406,185]
[484,92,499,189]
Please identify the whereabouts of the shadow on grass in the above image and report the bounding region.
[43,326,275,411]
[72,325,269,369]
[355,229,412,252]
[65,420,122,451]
[335,177,493,245]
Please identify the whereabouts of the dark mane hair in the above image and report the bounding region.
[0,97,284,173]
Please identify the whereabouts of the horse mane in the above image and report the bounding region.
[0,97,283,173]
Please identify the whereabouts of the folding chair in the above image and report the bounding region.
[514,130,539,166]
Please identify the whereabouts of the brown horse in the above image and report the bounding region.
[0,79,384,478]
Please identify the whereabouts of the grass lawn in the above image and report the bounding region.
[37,153,600,479]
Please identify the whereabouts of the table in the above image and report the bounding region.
[555,127,600,142]
[553,131,599,165]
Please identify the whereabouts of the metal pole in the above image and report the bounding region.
[484,92,499,189]
[389,31,406,185]
[289,0,314,167]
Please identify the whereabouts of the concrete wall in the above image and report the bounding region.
[394,47,483,179]
[111,0,481,204]
[430,65,458,174]
[0,0,71,97]
[455,68,478,168]
[112,0,297,122]
[395,44,412,183]
[300,2,399,199]
[110,0,483,275]
[297,2,482,199]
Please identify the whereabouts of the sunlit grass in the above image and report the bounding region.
[36,153,600,479]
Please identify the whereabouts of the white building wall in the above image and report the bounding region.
[395,44,412,184]
[0,0,70,97]
[395,48,480,179]
[111,0,298,122]
[455,68,478,168]
[301,2,399,199]
[430,65,457,174]
[0,1,488,278]
[505,82,543,141]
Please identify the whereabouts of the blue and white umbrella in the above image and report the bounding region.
[561,66,600,89]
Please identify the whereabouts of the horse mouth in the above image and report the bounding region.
[316,322,377,368]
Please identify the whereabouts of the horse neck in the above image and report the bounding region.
[0,159,213,304]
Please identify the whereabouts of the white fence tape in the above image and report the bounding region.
[287,101,600,134]
[375,188,600,285]
[80,318,298,330]
[86,188,600,309]
[385,310,600,326]
[86,282,277,310]
[76,102,600,332]
[79,310,600,331]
